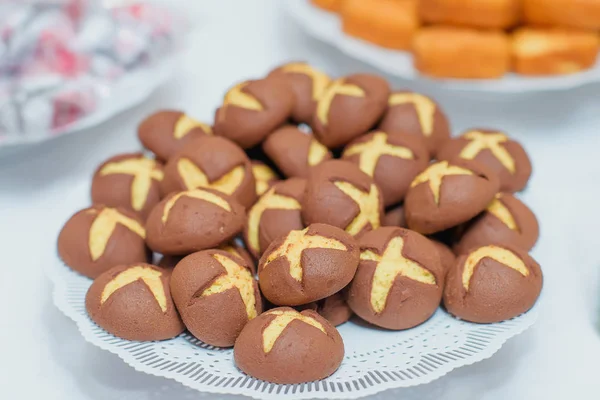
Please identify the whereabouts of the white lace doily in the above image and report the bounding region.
[285,0,600,93]
[47,256,539,399]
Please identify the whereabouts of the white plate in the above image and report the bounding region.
[285,0,600,93]
[46,186,540,400]
[0,59,175,156]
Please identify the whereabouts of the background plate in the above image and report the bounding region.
[285,0,600,93]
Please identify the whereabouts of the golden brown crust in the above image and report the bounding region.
[413,27,510,79]
[420,0,521,29]
[512,28,600,76]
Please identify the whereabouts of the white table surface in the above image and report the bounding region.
[1,1,600,398]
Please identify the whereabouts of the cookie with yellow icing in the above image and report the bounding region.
[137,110,212,162]
[302,160,384,237]
[145,188,245,255]
[213,77,294,149]
[170,250,262,347]
[342,131,429,206]
[91,153,164,220]
[437,128,532,192]
[234,307,344,384]
[405,159,499,234]
[161,136,256,208]
[268,62,331,124]
[444,244,543,323]
[312,74,390,149]
[86,263,184,341]
[347,227,444,330]
[58,205,149,278]
[378,91,451,158]
[243,178,306,259]
[262,126,332,178]
[258,223,359,306]
[454,193,539,254]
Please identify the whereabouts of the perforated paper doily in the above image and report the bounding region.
[285,0,600,93]
[48,254,539,399]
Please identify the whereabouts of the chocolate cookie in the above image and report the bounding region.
[342,131,429,206]
[347,227,444,330]
[296,291,352,326]
[137,110,212,162]
[382,204,407,227]
[443,244,543,323]
[430,239,456,274]
[258,223,359,306]
[454,193,539,254]
[262,126,332,178]
[302,160,384,237]
[86,263,184,341]
[161,136,256,209]
[170,250,262,347]
[58,205,149,278]
[244,178,306,259]
[267,62,331,124]
[91,153,164,220]
[213,78,294,149]
[146,188,245,255]
[234,307,344,384]
[378,91,451,158]
[312,74,390,148]
[251,160,279,196]
[437,129,532,192]
[405,159,500,234]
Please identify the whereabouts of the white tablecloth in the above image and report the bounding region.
[1,1,600,398]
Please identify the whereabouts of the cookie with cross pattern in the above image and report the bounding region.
[145,188,245,255]
[312,74,390,149]
[137,110,212,162]
[378,91,451,158]
[234,307,344,384]
[244,178,306,259]
[267,62,331,124]
[342,131,429,206]
[170,250,262,347]
[86,263,185,341]
[161,136,257,208]
[213,77,294,149]
[91,153,164,220]
[58,205,150,278]
[444,244,543,323]
[405,159,500,234]
[157,241,256,274]
[347,227,445,330]
[454,193,539,255]
[262,125,332,178]
[251,160,279,197]
[437,128,532,192]
[302,160,384,237]
[258,223,359,306]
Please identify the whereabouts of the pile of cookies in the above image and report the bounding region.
[57,62,543,384]
[313,0,600,79]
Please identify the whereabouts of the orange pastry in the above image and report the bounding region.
[311,0,345,13]
[413,27,511,79]
[512,28,600,76]
[524,0,600,31]
[420,0,521,29]
[341,0,419,51]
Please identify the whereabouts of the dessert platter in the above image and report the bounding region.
[49,62,543,398]
[286,0,600,92]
